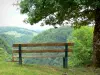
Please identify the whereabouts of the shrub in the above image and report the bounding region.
[0,48,7,61]
[68,26,93,67]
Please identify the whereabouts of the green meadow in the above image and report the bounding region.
[0,61,99,75]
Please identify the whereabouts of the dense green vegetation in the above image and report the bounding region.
[0,37,11,54]
[69,26,93,67]
[19,0,96,26]
[0,48,8,61]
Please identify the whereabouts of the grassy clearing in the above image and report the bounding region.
[0,61,100,75]
[0,62,63,75]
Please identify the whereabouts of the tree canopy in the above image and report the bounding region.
[19,0,99,27]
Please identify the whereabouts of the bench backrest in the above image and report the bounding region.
[12,42,74,68]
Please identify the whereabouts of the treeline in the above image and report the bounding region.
[31,26,73,43]
[0,26,37,35]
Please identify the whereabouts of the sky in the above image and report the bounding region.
[0,0,53,31]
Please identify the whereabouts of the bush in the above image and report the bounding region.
[68,26,93,67]
[0,48,7,61]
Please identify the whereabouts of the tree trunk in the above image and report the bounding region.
[93,7,100,67]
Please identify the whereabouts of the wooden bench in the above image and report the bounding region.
[12,43,74,68]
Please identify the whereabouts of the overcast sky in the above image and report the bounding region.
[0,0,53,31]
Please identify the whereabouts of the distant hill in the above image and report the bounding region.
[0,26,38,53]
[31,26,73,43]
[0,26,38,36]
[24,26,73,66]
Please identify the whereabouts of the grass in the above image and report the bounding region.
[0,61,100,75]
[0,61,64,75]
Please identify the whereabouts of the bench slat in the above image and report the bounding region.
[13,49,72,53]
[13,43,74,47]
[13,55,65,58]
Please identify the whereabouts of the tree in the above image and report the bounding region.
[19,0,100,67]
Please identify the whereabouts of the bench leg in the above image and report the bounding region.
[63,57,68,68]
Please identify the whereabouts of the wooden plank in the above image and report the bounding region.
[13,49,72,53]
[13,43,74,47]
[67,43,74,46]
[13,55,65,58]
[13,54,71,58]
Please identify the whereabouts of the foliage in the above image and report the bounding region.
[0,48,8,61]
[0,37,11,54]
[68,26,93,66]
[19,0,99,27]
